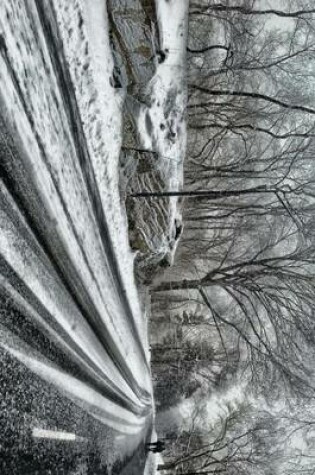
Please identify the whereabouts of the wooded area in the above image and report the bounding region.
[147,1,315,473]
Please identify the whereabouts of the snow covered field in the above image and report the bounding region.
[136,0,189,265]
[138,0,189,178]
[124,0,189,272]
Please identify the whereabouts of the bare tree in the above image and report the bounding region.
[157,403,280,474]
[150,2,315,468]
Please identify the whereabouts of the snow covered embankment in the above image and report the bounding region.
[126,0,189,280]
[0,0,152,434]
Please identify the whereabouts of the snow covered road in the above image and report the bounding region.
[0,0,152,447]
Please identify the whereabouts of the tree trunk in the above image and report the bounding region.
[190,87,315,116]
[158,465,221,474]
[152,278,203,292]
[191,4,315,18]
[187,44,230,54]
[131,184,271,198]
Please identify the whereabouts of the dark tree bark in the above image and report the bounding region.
[131,184,273,198]
[190,87,315,116]
[190,122,315,140]
[191,4,315,18]
[187,44,230,54]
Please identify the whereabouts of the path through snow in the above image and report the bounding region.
[137,0,189,263]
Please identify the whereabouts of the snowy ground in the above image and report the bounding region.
[143,428,164,475]
[51,0,151,375]
[135,0,189,264]
[144,452,164,475]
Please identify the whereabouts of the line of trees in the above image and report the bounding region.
[148,0,315,397]
[157,399,315,474]
[149,1,315,473]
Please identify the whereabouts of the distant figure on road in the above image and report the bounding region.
[146,440,165,453]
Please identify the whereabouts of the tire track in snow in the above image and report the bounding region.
[0,176,147,415]
[33,0,151,392]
